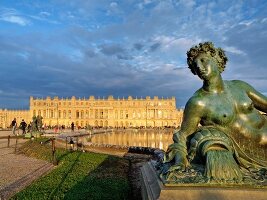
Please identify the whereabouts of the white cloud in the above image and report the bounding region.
[110,2,118,9]
[175,0,196,8]
[238,20,256,26]
[70,50,84,62]
[37,65,68,74]
[0,15,29,26]
[0,8,30,26]
[152,35,201,53]
[39,11,51,17]
[223,46,246,56]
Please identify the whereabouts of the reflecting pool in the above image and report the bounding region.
[87,129,174,151]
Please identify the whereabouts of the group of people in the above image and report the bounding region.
[11,118,77,134]
[11,118,31,135]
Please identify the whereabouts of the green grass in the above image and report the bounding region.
[11,139,130,200]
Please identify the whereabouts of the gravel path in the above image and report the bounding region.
[0,131,54,200]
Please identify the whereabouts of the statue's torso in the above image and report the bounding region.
[197,81,267,143]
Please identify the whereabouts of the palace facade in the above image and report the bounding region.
[0,96,183,128]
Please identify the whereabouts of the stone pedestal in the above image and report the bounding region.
[140,162,267,200]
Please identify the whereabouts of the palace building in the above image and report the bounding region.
[0,96,183,129]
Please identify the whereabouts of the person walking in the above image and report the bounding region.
[27,122,32,133]
[20,119,27,135]
[11,118,17,135]
[71,122,75,132]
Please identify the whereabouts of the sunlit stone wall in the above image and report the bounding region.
[0,95,183,128]
[0,109,30,128]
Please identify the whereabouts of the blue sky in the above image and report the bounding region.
[0,0,267,109]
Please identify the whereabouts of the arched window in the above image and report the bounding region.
[81,111,84,119]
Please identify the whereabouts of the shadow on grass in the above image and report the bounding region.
[12,141,131,200]
[49,151,82,199]
[62,154,130,200]
[56,150,72,162]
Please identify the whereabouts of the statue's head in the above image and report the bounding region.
[187,42,228,75]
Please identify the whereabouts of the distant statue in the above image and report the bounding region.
[161,42,267,183]
[31,116,38,132]
[37,115,43,130]
[31,115,42,132]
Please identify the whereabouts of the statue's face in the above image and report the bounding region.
[193,53,220,80]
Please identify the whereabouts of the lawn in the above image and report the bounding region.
[11,138,130,200]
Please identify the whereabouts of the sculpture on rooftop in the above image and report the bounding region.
[160,42,267,185]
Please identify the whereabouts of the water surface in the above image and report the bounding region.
[88,129,174,151]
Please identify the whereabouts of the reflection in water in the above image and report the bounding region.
[86,129,174,151]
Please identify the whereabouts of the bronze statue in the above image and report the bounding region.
[161,42,267,184]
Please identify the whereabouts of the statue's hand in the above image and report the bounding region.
[173,133,179,143]
[164,133,189,173]
[168,150,189,172]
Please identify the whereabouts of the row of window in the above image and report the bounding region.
[33,109,176,119]
[43,120,175,128]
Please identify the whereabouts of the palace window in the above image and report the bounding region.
[115,111,118,119]
[81,111,84,119]
[158,110,162,118]
[95,110,98,119]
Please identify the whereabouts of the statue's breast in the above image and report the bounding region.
[227,83,254,113]
[201,95,235,126]
[235,96,254,114]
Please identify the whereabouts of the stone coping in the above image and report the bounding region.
[140,161,267,200]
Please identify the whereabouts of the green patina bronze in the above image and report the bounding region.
[160,42,267,186]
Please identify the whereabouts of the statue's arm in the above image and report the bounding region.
[168,98,202,171]
[173,97,202,143]
[237,80,267,113]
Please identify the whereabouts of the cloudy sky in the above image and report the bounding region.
[0,0,267,109]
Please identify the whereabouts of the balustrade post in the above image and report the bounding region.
[7,135,10,147]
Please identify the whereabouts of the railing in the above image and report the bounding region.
[0,135,23,153]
